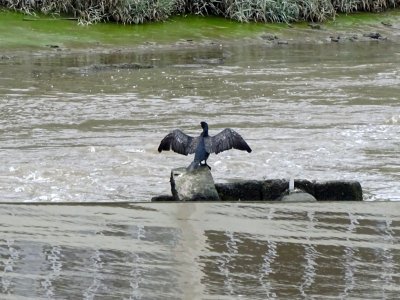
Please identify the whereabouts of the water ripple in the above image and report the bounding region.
[1,43,400,201]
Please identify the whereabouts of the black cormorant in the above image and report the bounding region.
[158,121,252,171]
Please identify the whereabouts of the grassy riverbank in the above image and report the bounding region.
[0,10,281,50]
[1,0,400,24]
[1,8,400,53]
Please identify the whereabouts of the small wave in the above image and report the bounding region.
[126,148,145,153]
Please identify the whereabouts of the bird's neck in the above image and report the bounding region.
[202,129,208,137]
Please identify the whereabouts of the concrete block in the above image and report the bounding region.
[215,180,263,201]
[313,180,363,201]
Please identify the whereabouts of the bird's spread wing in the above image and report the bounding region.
[158,129,199,155]
[204,128,252,154]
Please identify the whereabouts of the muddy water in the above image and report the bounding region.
[0,42,400,202]
[1,42,400,298]
[0,202,399,299]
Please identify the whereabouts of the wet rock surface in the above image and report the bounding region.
[215,180,263,201]
[170,166,220,201]
[68,63,154,73]
[216,179,362,201]
[363,32,385,40]
[313,180,363,201]
[152,174,363,201]
[308,23,322,30]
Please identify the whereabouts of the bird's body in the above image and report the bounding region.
[158,122,252,171]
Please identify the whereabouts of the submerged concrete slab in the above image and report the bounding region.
[280,190,317,202]
[170,166,220,201]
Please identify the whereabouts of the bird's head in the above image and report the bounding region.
[200,121,209,136]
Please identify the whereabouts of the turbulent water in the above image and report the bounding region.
[0,42,400,202]
[1,41,400,298]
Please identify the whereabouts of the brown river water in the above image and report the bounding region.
[0,41,400,298]
[0,42,399,202]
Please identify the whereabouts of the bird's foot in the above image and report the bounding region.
[200,162,211,170]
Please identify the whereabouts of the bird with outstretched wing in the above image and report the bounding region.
[158,121,251,171]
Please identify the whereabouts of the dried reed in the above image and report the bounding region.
[1,0,399,24]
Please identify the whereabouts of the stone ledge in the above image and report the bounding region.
[152,170,363,202]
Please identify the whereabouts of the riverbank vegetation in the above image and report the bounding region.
[1,0,400,24]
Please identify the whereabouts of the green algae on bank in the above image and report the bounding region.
[1,9,400,52]
[327,9,400,28]
[0,10,283,50]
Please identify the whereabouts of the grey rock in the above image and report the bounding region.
[381,21,392,27]
[330,36,340,42]
[170,166,220,201]
[261,33,278,41]
[363,32,383,40]
[308,23,322,30]
[70,63,153,74]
